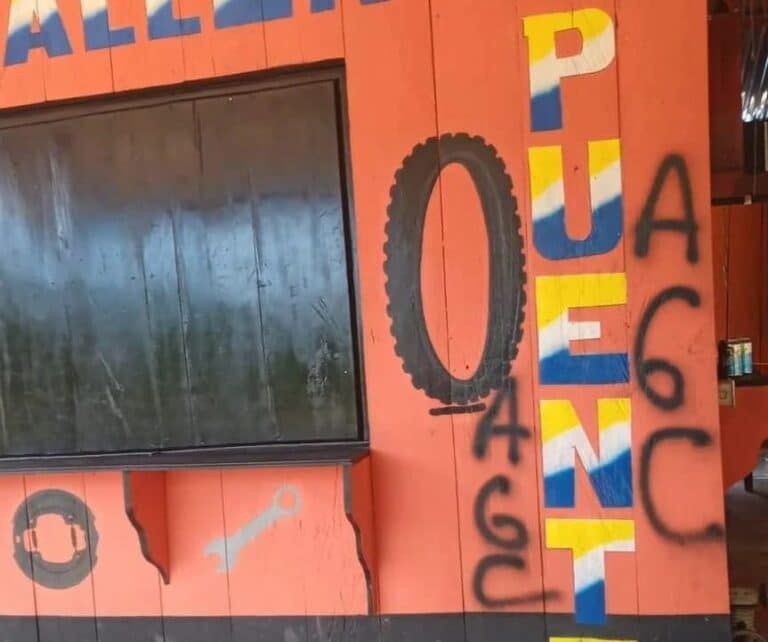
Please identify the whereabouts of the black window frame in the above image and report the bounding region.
[0,63,369,472]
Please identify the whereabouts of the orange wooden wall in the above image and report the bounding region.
[714,203,768,490]
[0,1,732,641]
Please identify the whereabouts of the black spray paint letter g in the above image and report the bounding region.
[634,286,701,412]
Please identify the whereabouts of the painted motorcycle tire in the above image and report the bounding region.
[384,133,526,405]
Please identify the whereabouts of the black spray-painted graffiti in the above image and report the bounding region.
[473,378,531,465]
[384,134,526,408]
[633,154,724,544]
[13,489,99,589]
[634,154,699,265]
[639,428,725,545]
[634,286,701,412]
[472,379,558,607]
[385,136,551,606]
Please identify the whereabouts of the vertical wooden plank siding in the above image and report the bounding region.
[0,0,46,106]
[617,0,730,618]
[711,205,729,343]
[263,0,343,68]
[160,470,233,642]
[177,0,214,80]
[108,0,186,91]
[83,472,165,640]
[41,0,114,101]
[208,0,266,76]
[340,0,464,616]
[0,1,733,642]
[0,475,37,642]
[516,0,640,633]
[23,473,98,642]
[724,205,764,344]
[428,0,548,627]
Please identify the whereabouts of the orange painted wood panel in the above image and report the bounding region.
[264,1,344,69]
[0,0,736,636]
[711,205,730,342]
[0,475,37,622]
[109,0,186,92]
[208,1,266,78]
[41,0,114,101]
[0,0,46,107]
[725,204,763,346]
[340,0,465,615]
[159,470,231,620]
[618,0,729,617]
[715,203,768,494]
[763,208,768,364]
[721,388,768,489]
[517,0,639,627]
[222,466,367,616]
[177,0,213,80]
[22,473,98,639]
[429,0,548,618]
[83,472,164,619]
[709,13,744,174]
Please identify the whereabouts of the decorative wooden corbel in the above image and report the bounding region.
[123,471,170,584]
[343,454,377,614]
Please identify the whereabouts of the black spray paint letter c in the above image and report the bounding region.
[639,427,725,545]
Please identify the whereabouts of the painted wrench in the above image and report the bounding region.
[204,485,302,573]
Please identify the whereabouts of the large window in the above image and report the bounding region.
[0,68,364,469]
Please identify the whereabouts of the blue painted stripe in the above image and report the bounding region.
[544,467,575,508]
[544,450,632,509]
[262,0,292,20]
[575,580,606,625]
[589,449,633,507]
[148,0,200,38]
[216,0,294,29]
[540,349,629,385]
[84,8,134,50]
[531,86,562,132]
[533,195,623,260]
[5,14,72,66]
[215,0,260,29]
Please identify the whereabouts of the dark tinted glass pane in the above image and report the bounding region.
[0,79,360,457]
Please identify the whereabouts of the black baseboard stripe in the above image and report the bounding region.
[7,612,731,642]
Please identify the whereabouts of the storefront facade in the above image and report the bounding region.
[0,1,731,641]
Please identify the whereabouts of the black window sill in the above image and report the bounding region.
[729,373,768,388]
[0,441,370,474]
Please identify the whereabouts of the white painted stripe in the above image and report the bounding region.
[590,160,622,210]
[145,0,168,19]
[567,320,601,342]
[532,179,565,222]
[530,25,614,97]
[538,311,569,360]
[574,537,635,592]
[529,52,560,97]
[8,0,35,34]
[574,547,607,592]
[543,427,598,476]
[80,0,106,20]
[542,425,630,476]
[598,421,631,463]
[560,25,615,79]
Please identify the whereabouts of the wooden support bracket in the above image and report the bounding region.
[123,471,170,584]
[343,454,377,614]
